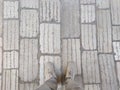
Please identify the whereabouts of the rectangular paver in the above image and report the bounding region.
[20,83,38,90]
[113,26,120,40]
[116,62,120,86]
[81,24,97,50]
[39,56,61,85]
[61,0,80,38]
[62,39,81,75]
[111,0,120,25]
[97,10,112,53]
[4,1,18,18]
[2,70,18,90]
[81,5,95,23]
[3,51,18,69]
[99,54,118,90]
[82,51,100,83]
[20,0,38,8]
[0,38,2,74]
[113,42,120,61]
[40,23,60,54]
[20,10,39,37]
[80,0,95,4]
[0,0,2,36]
[4,20,19,50]
[84,84,101,90]
[40,0,60,22]
[20,39,38,82]
[96,0,109,9]
[0,76,1,90]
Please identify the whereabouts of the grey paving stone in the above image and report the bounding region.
[81,5,95,23]
[84,84,100,90]
[4,20,19,50]
[82,51,100,83]
[40,0,60,22]
[61,0,80,38]
[20,10,39,37]
[62,39,81,75]
[39,56,61,85]
[0,0,2,36]
[4,1,18,18]
[0,37,2,74]
[97,10,112,53]
[113,26,120,40]
[96,0,109,9]
[3,51,18,69]
[113,42,120,61]
[2,70,18,90]
[20,39,38,82]
[116,62,120,86]
[20,83,38,90]
[20,0,38,8]
[111,0,120,25]
[99,54,118,90]
[80,0,95,4]
[81,24,97,50]
[0,76,1,90]
[40,23,60,54]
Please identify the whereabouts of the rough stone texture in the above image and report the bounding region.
[20,10,39,37]
[39,56,61,85]
[40,23,60,54]
[99,54,118,90]
[80,0,95,4]
[61,0,80,38]
[97,10,112,53]
[4,1,18,18]
[84,84,101,90]
[3,51,18,69]
[111,0,120,25]
[113,26,120,40]
[20,39,38,82]
[40,0,60,22]
[2,70,18,90]
[81,5,95,23]
[81,24,97,50]
[0,0,2,36]
[20,0,38,8]
[116,62,120,86]
[62,39,81,75]
[4,20,19,50]
[0,76,1,90]
[96,0,109,9]
[20,83,38,90]
[82,51,100,83]
[113,42,120,61]
[0,38,2,74]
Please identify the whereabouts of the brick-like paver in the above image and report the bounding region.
[113,26,120,40]
[0,0,2,36]
[96,0,109,9]
[0,38,2,74]
[84,84,100,90]
[80,0,95,4]
[0,76,1,90]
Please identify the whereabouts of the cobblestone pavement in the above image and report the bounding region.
[0,0,120,90]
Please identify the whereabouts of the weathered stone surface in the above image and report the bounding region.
[0,38,2,74]
[62,39,81,75]
[116,62,120,86]
[97,10,112,53]
[111,0,120,25]
[113,26,120,40]
[20,83,38,90]
[39,56,61,85]
[81,24,97,50]
[99,54,118,90]
[20,10,39,37]
[81,5,95,23]
[0,0,2,36]
[0,76,1,90]
[84,84,100,90]
[4,1,18,18]
[2,70,18,90]
[96,0,109,9]
[40,23,60,54]
[113,42,120,61]
[3,51,18,69]
[20,39,38,82]
[21,0,38,8]
[40,0,60,22]
[82,51,100,83]
[4,20,19,50]
[80,0,95,4]
[61,0,80,38]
